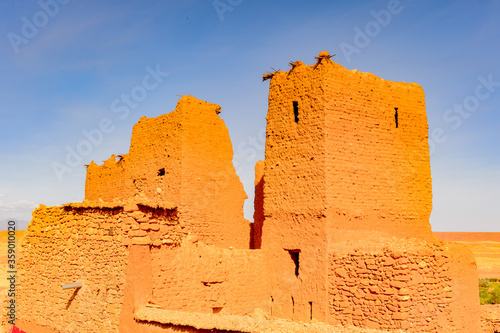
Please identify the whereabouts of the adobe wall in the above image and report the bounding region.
[118,219,269,332]
[85,95,250,249]
[322,65,432,242]
[328,240,480,332]
[262,61,330,322]
[14,200,268,333]
[14,201,187,333]
[149,244,268,315]
[16,204,129,333]
[119,244,269,333]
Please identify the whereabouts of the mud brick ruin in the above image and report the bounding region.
[14,52,482,332]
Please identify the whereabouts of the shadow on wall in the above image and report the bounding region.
[250,160,264,249]
[126,320,233,333]
[65,288,81,310]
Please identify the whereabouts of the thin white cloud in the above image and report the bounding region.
[0,198,36,213]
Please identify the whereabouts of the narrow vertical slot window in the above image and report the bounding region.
[288,250,300,276]
[293,101,299,123]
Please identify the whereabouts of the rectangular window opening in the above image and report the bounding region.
[293,101,299,123]
[158,168,165,176]
[212,307,223,314]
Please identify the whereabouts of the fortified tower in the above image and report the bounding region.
[262,52,433,244]
[257,52,480,331]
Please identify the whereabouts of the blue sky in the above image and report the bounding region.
[0,0,499,231]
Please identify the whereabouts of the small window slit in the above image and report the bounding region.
[293,101,299,123]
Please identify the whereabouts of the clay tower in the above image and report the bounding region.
[257,52,480,331]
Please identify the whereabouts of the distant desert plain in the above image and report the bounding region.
[434,232,500,279]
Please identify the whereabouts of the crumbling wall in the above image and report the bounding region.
[16,201,186,333]
[84,114,183,204]
[118,201,183,247]
[176,96,250,249]
[85,95,250,249]
[16,205,129,333]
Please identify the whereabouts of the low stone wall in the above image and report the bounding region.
[15,201,181,333]
[328,238,480,332]
[16,204,128,332]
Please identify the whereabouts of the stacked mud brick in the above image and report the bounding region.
[12,54,481,333]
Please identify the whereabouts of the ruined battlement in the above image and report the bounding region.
[85,95,250,249]
[13,53,481,333]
